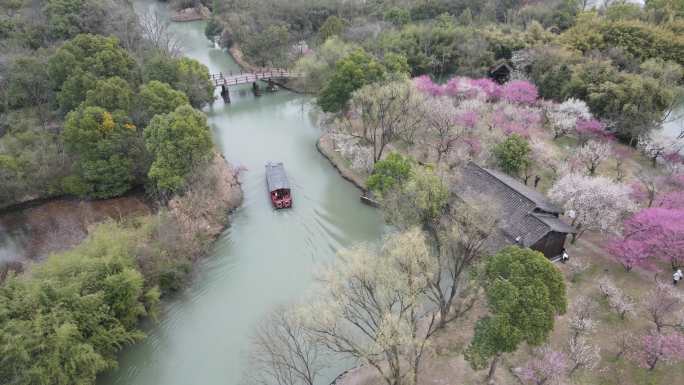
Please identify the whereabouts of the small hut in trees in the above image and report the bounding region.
[488,60,514,84]
[456,162,575,260]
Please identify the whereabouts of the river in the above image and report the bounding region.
[98,2,383,384]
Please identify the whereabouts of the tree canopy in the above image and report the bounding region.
[62,106,138,198]
[317,49,387,113]
[137,80,190,125]
[367,152,413,194]
[493,134,531,176]
[48,34,136,112]
[144,105,213,194]
[465,246,567,380]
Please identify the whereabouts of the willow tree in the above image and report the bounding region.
[304,228,438,385]
[382,166,449,231]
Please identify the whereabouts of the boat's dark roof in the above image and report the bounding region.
[266,162,290,191]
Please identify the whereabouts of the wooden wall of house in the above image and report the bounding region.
[531,232,568,259]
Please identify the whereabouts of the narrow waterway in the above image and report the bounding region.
[98,2,383,384]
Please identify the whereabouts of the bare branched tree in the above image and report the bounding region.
[427,201,498,329]
[351,81,426,162]
[139,11,181,55]
[247,307,326,385]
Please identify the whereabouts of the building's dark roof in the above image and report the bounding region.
[531,213,577,234]
[265,162,290,191]
[481,167,561,214]
[489,62,513,74]
[456,162,573,248]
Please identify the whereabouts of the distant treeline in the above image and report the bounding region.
[208,0,684,141]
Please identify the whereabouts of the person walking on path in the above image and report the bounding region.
[674,269,683,285]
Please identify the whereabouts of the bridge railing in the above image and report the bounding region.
[209,69,300,87]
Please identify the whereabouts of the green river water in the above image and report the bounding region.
[98,2,384,384]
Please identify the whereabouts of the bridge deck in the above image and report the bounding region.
[210,69,299,87]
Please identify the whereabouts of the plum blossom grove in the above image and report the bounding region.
[334,74,627,174]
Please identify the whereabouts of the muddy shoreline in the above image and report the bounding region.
[0,191,153,263]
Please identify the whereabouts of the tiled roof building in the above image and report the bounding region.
[456,162,575,259]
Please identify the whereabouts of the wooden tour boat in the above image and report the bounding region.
[266,162,292,209]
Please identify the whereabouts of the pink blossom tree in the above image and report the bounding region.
[413,75,444,97]
[655,190,684,209]
[444,77,481,99]
[491,104,541,138]
[515,347,567,385]
[620,207,684,269]
[575,118,611,146]
[606,238,653,271]
[627,330,684,370]
[456,110,480,130]
[469,78,502,100]
[462,137,482,160]
[548,174,636,241]
[502,80,538,105]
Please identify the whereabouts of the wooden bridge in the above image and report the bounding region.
[210,69,300,103]
[209,69,299,88]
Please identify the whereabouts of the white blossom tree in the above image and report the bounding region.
[576,140,611,176]
[330,132,374,173]
[598,276,635,320]
[568,296,599,342]
[567,336,601,376]
[546,98,592,139]
[549,174,636,241]
[529,138,563,183]
[565,295,601,377]
[638,129,684,166]
[643,280,684,332]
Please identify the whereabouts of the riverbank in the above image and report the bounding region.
[0,192,151,263]
[167,152,243,257]
[171,5,210,22]
[316,131,368,191]
[0,151,242,277]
